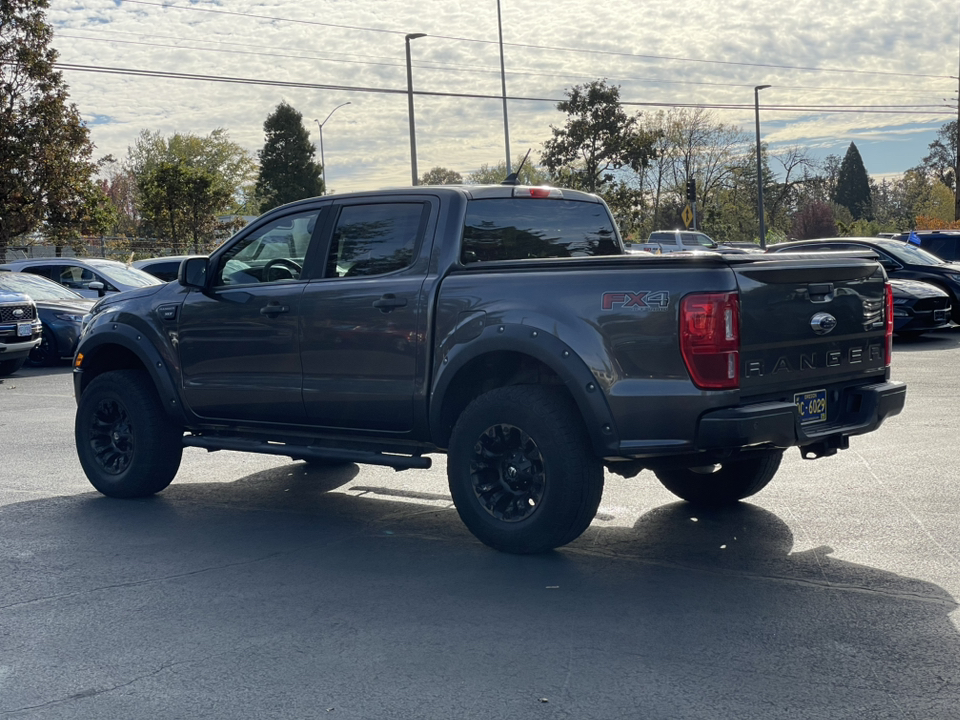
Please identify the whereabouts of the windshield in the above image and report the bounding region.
[87,261,162,287]
[882,242,945,266]
[0,272,84,301]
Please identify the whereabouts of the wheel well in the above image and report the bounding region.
[78,344,148,395]
[435,351,569,448]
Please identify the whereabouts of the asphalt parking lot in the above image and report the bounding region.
[1,330,959,719]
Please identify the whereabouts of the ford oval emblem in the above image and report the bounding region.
[810,312,837,335]
[12,308,24,318]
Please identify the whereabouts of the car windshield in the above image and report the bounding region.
[0,272,84,300]
[87,261,162,287]
[882,242,946,266]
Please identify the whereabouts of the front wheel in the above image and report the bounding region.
[654,451,783,506]
[75,369,183,498]
[447,386,603,554]
[27,328,59,367]
[0,357,26,377]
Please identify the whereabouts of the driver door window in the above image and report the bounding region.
[215,210,320,286]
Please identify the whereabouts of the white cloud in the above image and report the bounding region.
[48,0,958,191]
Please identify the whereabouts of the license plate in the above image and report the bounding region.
[794,389,827,424]
[17,322,31,337]
[934,309,948,323]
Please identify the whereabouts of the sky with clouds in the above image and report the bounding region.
[48,0,959,192]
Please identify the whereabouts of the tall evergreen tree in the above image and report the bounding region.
[0,0,110,257]
[833,142,872,220]
[255,102,323,212]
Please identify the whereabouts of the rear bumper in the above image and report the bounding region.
[696,381,906,450]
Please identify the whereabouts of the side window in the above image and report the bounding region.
[326,203,424,278]
[215,209,320,286]
[57,265,116,292]
[22,266,56,281]
[651,232,678,246]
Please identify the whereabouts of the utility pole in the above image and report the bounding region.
[754,85,771,248]
[496,0,511,173]
[955,29,959,221]
[405,33,427,186]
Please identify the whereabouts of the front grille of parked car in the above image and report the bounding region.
[913,297,950,312]
[0,304,37,322]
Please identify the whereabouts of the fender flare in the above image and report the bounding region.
[429,322,620,456]
[75,324,187,424]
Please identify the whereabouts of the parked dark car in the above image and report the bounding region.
[768,237,960,322]
[888,230,960,263]
[132,255,205,283]
[888,279,951,336]
[0,270,94,366]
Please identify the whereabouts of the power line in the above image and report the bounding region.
[57,29,954,100]
[114,0,956,82]
[55,62,955,116]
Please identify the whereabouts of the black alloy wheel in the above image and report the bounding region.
[469,423,546,523]
[87,397,135,475]
[27,328,58,367]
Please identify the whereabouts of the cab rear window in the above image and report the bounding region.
[461,198,620,263]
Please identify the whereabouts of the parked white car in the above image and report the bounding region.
[2,258,162,298]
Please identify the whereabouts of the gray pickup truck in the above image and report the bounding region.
[72,185,905,553]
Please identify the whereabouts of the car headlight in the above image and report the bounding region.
[55,313,85,323]
[945,273,960,284]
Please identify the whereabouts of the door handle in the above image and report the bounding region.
[260,303,290,316]
[372,294,407,312]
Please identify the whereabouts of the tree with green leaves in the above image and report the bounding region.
[0,0,111,258]
[921,120,958,221]
[255,102,323,211]
[833,142,872,220]
[541,79,656,194]
[127,128,253,250]
[468,156,549,186]
[420,166,463,185]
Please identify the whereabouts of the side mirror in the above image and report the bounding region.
[88,281,106,298]
[179,257,208,289]
[880,259,901,272]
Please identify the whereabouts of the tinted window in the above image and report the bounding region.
[326,203,424,278]
[140,261,181,282]
[462,198,620,263]
[650,232,678,245]
[683,232,717,248]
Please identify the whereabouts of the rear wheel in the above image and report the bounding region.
[75,369,183,498]
[27,328,59,367]
[654,451,783,506]
[447,386,603,554]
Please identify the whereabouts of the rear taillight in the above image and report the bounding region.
[680,292,740,390]
[884,281,893,366]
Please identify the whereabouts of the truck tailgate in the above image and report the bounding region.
[732,253,887,400]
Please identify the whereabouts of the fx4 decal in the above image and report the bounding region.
[601,290,670,311]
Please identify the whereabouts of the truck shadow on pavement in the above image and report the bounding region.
[894,325,960,352]
[2,463,958,719]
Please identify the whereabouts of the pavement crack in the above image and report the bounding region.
[0,550,291,612]
[0,657,195,716]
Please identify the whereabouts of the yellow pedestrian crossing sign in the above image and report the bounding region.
[682,204,693,228]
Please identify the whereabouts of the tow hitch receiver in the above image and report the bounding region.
[799,435,849,460]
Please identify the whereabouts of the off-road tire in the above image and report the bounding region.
[75,369,183,498]
[447,386,603,554]
[654,451,783,506]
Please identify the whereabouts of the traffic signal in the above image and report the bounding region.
[686,178,697,203]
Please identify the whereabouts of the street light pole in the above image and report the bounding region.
[405,33,427,186]
[754,84,772,248]
[315,102,351,196]
[496,0,511,172]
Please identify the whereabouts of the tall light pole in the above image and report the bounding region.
[754,84,771,248]
[315,102,351,195]
[496,0,511,172]
[405,32,427,186]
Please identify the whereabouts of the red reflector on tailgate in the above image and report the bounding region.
[680,292,740,390]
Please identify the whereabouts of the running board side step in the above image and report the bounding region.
[182,436,432,471]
